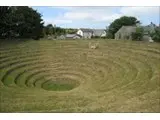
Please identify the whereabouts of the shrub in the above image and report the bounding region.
[131,27,144,41]
[91,36,100,39]
[106,32,114,39]
[151,27,160,42]
[101,36,107,39]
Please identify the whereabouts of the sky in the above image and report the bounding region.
[32,6,160,29]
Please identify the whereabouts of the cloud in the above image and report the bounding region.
[50,7,119,24]
[43,7,159,27]
[44,18,72,25]
[120,7,159,17]
[97,14,122,22]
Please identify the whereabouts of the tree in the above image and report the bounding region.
[65,28,77,34]
[43,24,66,37]
[15,7,44,39]
[151,27,160,42]
[0,6,44,40]
[54,27,66,36]
[106,32,114,39]
[131,27,144,41]
[107,16,140,39]
[0,6,12,38]
[45,24,53,35]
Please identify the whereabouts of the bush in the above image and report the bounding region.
[151,27,160,42]
[106,32,114,39]
[101,36,107,39]
[131,27,144,41]
[91,36,100,39]
[131,32,143,41]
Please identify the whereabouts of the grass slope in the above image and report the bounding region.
[0,39,160,112]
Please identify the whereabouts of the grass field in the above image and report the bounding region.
[0,39,160,112]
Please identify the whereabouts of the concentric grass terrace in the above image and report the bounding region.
[0,39,160,112]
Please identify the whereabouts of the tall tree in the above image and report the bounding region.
[15,7,44,39]
[0,6,44,40]
[0,6,12,38]
[107,16,140,39]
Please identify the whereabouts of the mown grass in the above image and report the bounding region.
[42,80,76,91]
[0,39,160,112]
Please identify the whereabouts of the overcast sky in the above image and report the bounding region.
[32,6,160,29]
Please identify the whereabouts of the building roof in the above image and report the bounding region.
[58,35,65,39]
[116,26,136,34]
[79,28,93,33]
[79,28,106,36]
[66,34,76,38]
[65,34,81,38]
[115,22,157,37]
[92,29,106,36]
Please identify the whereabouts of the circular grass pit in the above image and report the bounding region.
[41,78,80,91]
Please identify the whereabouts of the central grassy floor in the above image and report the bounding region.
[0,39,160,112]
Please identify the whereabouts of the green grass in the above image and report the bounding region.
[0,39,160,112]
[42,80,76,91]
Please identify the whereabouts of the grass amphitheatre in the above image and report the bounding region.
[0,39,160,112]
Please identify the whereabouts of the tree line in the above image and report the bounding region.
[43,24,77,38]
[0,6,77,40]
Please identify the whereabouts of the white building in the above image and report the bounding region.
[77,28,107,39]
